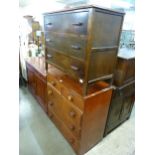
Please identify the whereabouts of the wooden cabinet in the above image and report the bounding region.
[47,64,113,155]
[26,57,47,112]
[114,49,135,86]
[104,80,135,136]
[44,5,125,95]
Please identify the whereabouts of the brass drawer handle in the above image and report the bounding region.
[68,95,73,102]
[72,22,83,26]
[71,45,81,50]
[69,124,75,131]
[70,65,79,71]
[69,111,76,118]
[47,54,53,58]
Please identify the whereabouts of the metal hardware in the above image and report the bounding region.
[47,54,53,58]
[70,65,79,71]
[72,22,83,26]
[71,45,81,50]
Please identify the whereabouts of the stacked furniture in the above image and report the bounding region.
[43,5,125,155]
[104,49,135,136]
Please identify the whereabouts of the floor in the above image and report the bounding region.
[19,86,135,155]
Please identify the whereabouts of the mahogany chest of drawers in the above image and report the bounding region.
[104,80,135,136]
[44,5,125,95]
[114,48,135,86]
[47,64,113,155]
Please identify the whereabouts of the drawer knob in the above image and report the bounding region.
[72,22,83,26]
[69,111,76,118]
[49,102,54,106]
[68,95,73,102]
[48,90,53,95]
[69,125,75,131]
[51,81,56,86]
[70,65,79,71]
[59,79,63,83]
[71,45,81,50]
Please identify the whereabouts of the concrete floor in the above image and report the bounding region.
[19,86,135,155]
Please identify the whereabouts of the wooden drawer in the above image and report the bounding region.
[47,72,62,92]
[62,98,83,129]
[45,32,86,60]
[47,48,84,81]
[47,84,63,119]
[61,85,84,111]
[44,11,88,35]
[114,57,135,86]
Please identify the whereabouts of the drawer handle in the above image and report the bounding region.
[46,38,53,43]
[68,95,73,102]
[47,54,53,58]
[69,111,76,118]
[46,22,53,26]
[51,81,56,86]
[72,22,83,26]
[48,90,53,95]
[71,45,81,50]
[69,124,75,131]
[70,65,79,71]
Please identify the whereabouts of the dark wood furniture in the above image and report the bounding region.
[43,5,125,95]
[47,64,113,155]
[26,57,47,112]
[104,80,135,136]
[114,48,135,86]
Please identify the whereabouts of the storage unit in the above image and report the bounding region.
[114,48,135,86]
[26,57,47,112]
[44,5,125,95]
[104,80,135,136]
[47,64,113,155]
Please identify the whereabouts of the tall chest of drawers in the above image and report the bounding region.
[47,65,113,155]
[44,5,125,95]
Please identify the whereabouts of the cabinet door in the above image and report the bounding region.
[35,73,47,112]
[27,67,36,95]
[120,95,134,121]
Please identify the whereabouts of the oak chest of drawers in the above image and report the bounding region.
[47,64,113,155]
[44,5,125,95]
[104,80,135,136]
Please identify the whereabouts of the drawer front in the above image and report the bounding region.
[45,32,86,60]
[61,86,84,111]
[68,58,84,81]
[46,48,84,81]
[46,48,70,70]
[44,11,88,35]
[47,84,63,119]
[47,72,62,92]
[62,98,83,129]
